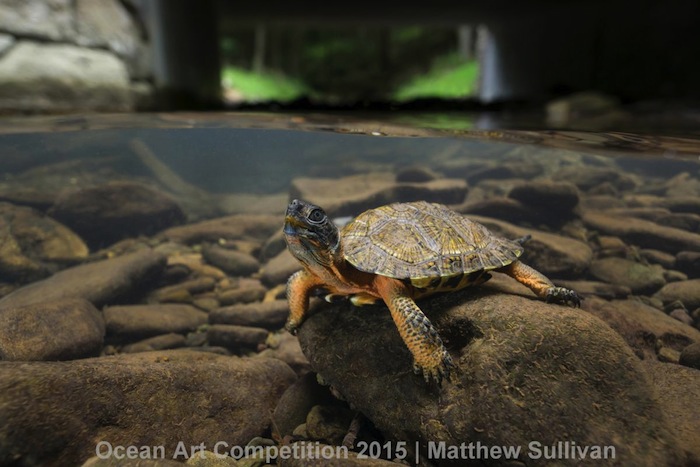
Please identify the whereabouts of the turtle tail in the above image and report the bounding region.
[514,234,532,245]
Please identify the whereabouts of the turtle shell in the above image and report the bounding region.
[341,201,523,285]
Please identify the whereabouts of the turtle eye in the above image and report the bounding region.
[308,208,325,223]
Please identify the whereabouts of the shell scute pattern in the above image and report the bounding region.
[342,201,523,282]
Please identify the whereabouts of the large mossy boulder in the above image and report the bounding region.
[297,288,687,466]
[0,350,296,466]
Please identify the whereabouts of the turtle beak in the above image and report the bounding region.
[284,199,305,235]
[284,215,304,235]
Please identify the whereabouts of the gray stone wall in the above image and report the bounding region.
[0,0,151,113]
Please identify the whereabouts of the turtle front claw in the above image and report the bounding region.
[284,319,301,335]
[546,287,582,307]
[414,351,455,386]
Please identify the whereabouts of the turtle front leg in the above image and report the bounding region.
[376,276,454,385]
[502,260,581,307]
[286,269,324,334]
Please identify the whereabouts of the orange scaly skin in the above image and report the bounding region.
[502,261,581,304]
[374,275,454,383]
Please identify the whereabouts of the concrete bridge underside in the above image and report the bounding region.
[142,0,700,108]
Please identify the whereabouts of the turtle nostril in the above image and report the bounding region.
[287,199,300,214]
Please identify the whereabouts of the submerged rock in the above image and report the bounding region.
[588,257,666,294]
[217,282,267,306]
[209,300,289,330]
[640,360,700,464]
[0,350,296,466]
[272,372,338,439]
[0,202,88,282]
[552,166,637,192]
[290,172,468,217]
[676,251,700,276]
[459,197,544,225]
[554,280,631,299]
[206,324,269,352]
[625,194,700,215]
[120,333,187,353]
[306,405,355,446]
[0,249,166,309]
[261,250,301,287]
[583,297,700,359]
[507,180,580,215]
[459,160,543,184]
[49,181,186,249]
[395,165,439,183]
[581,211,700,253]
[201,244,261,277]
[104,304,207,343]
[654,279,700,310]
[259,331,311,376]
[0,298,104,361]
[297,290,685,465]
[278,444,403,467]
[148,276,217,304]
[679,343,700,370]
[159,214,281,245]
[640,249,676,269]
[469,215,592,277]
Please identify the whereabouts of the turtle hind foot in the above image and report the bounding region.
[545,286,582,308]
[414,351,455,387]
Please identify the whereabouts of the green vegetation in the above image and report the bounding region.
[221,66,307,102]
[394,54,479,102]
[220,28,480,103]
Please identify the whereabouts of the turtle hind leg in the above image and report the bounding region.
[376,276,454,385]
[501,260,581,307]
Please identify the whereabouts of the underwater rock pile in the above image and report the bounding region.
[0,144,699,466]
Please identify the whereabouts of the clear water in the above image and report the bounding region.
[0,112,699,465]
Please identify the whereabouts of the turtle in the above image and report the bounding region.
[283,198,581,384]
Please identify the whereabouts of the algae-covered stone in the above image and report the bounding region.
[297,289,686,466]
[654,279,700,310]
[0,298,104,361]
[641,360,700,465]
[582,297,700,359]
[0,350,296,466]
[588,257,666,294]
[0,202,88,282]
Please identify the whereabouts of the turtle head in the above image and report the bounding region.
[284,199,340,268]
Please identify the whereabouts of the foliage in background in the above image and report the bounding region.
[393,54,479,101]
[221,67,307,102]
[220,26,478,103]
